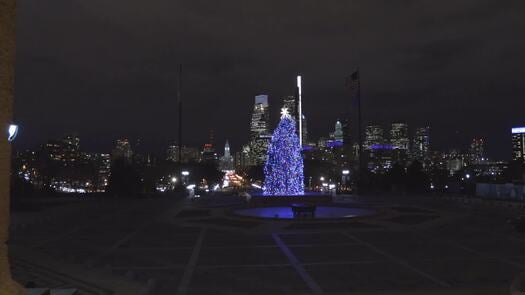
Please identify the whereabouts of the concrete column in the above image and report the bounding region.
[0,0,23,293]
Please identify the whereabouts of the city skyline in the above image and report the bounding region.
[13,1,525,159]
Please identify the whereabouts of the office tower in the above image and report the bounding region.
[390,122,409,150]
[167,145,200,163]
[45,140,63,162]
[112,139,133,163]
[61,134,80,164]
[250,95,270,140]
[166,145,178,162]
[412,127,430,161]
[469,137,485,164]
[93,153,111,191]
[248,95,271,165]
[364,125,384,150]
[282,95,307,145]
[512,127,525,163]
[282,95,296,118]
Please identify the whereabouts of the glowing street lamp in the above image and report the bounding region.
[7,124,18,142]
[171,177,177,183]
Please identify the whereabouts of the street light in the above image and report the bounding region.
[466,173,470,179]
[7,124,18,142]
[171,177,177,183]
[182,171,190,176]
[320,176,325,181]
[342,170,350,175]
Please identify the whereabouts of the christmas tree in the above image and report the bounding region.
[263,108,304,195]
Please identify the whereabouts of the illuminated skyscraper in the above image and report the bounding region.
[166,145,199,163]
[282,95,296,119]
[512,127,525,163]
[412,126,430,161]
[250,95,270,140]
[390,122,409,150]
[281,95,307,144]
[112,139,133,163]
[364,125,384,150]
[248,95,271,165]
[62,134,80,164]
[468,137,485,164]
[166,145,178,162]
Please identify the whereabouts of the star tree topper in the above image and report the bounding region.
[280,107,290,118]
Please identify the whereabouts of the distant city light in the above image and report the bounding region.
[251,183,262,189]
[181,171,190,176]
[466,174,470,179]
[186,184,195,189]
[320,176,325,181]
[512,127,525,134]
[171,177,177,183]
[342,170,350,175]
[7,124,18,142]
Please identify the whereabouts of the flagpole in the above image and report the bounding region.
[177,64,182,165]
[297,75,302,147]
[356,68,364,194]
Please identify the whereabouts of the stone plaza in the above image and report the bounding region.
[8,193,525,294]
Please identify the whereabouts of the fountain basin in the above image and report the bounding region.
[234,206,376,220]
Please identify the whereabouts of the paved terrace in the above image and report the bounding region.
[8,194,525,294]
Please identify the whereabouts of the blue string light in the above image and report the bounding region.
[263,109,304,196]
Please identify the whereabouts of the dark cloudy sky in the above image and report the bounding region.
[14,0,525,159]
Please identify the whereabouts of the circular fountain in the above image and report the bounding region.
[234,205,375,220]
[238,108,376,220]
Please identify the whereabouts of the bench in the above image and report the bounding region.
[290,203,317,218]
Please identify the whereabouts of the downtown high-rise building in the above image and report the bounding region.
[412,126,430,161]
[282,95,296,119]
[282,95,307,144]
[112,139,133,163]
[62,134,80,164]
[43,134,80,166]
[468,137,485,164]
[512,127,525,163]
[390,122,409,150]
[248,95,271,165]
[364,124,384,150]
[166,145,200,163]
[250,95,270,140]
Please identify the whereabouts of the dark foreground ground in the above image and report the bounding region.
[8,193,525,294]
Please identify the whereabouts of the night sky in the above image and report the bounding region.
[14,0,525,159]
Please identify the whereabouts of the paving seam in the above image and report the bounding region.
[272,233,324,294]
[342,232,451,288]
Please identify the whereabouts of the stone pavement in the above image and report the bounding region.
[8,194,525,294]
